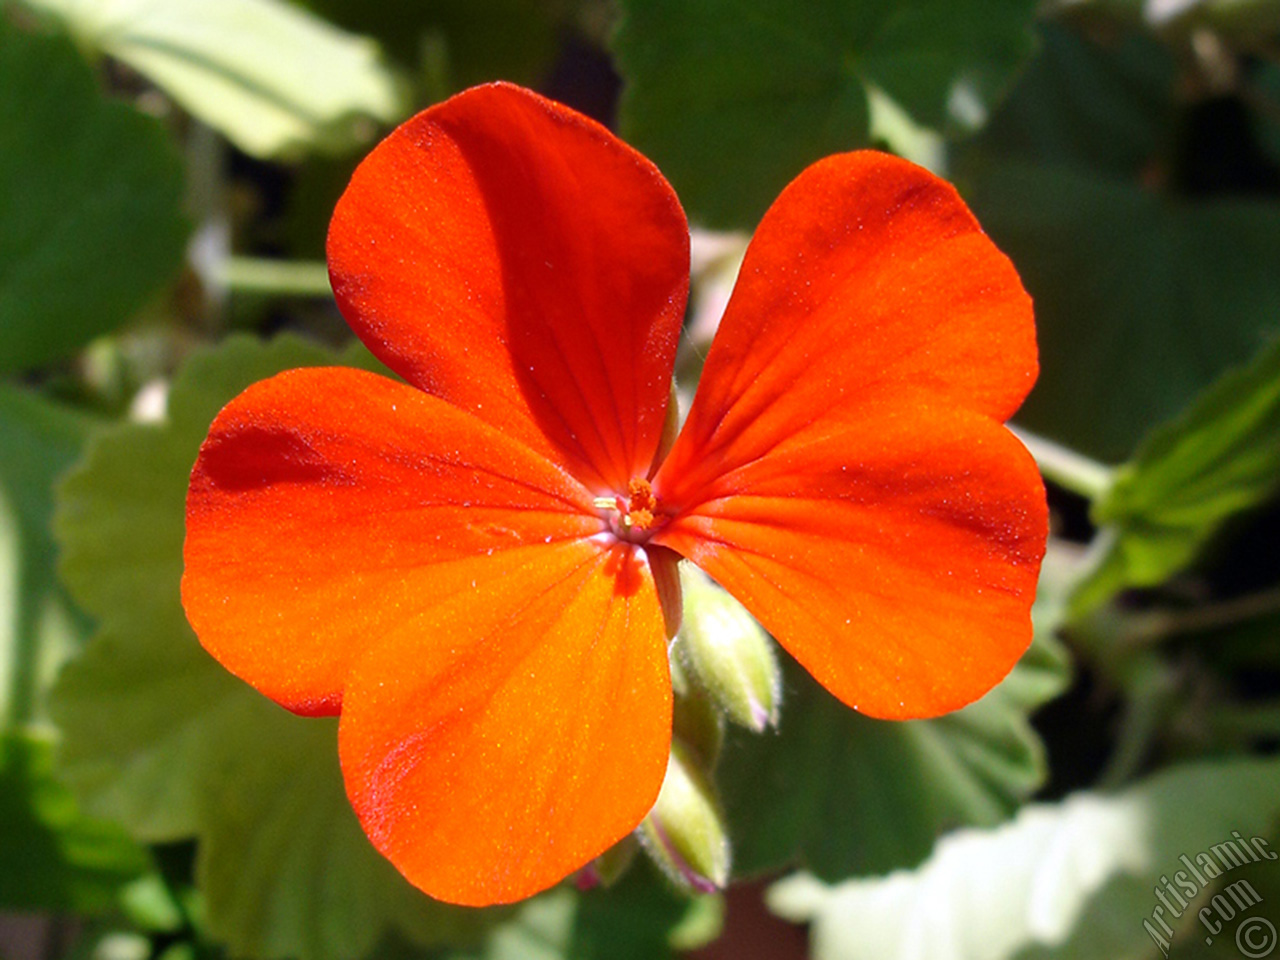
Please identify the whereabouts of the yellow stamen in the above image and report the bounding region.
[594,479,661,534]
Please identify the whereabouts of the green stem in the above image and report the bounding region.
[1097,654,1178,789]
[218,257,332,297]
[1124,585,1280,645]
[1010,426,1114,501]
[1211,703,1280,743]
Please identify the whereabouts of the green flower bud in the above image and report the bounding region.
[576,834,639,889]
[675,567,781,732]
[637,740,731,894]
[671,656,725,768]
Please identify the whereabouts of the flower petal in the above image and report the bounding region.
[338,539,670,906]
[654,395,1047,719]
[182,366,601,716]
[657,151,1037,506]
[327,82,689,492]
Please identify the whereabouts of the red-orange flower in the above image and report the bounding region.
[182,82,1046,906]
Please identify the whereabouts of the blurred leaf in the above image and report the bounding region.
[0,730,150,912]
[303,0,559,91]
[25,0,405,159]
[51,336,501,960]
[717,556,1071,881]
[614,0,1039,228]
[1071,336,1280,616]
[0,382,125,916]
[961,24,1280,461]
[437,867,712,960]
[1148,0,1280,34]
[0,20,187,373]
[1251,60,1280,169]
[968,23,1176,179]
[0,383,94,727]
[970,160,1280,463]
[1198,603,1280,672]
[769,756,1280,960]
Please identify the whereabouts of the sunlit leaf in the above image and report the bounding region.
[614,0,1038,227]
[25,0,405,159]
[717,552,1072,881]
[51,336,498,960]
[769,756,1280,960]
[1070,336,1280,616]
[0,20,187,373]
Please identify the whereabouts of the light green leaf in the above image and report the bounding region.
[51,336,500,960]
[0,383,95,728]
[0,730,150,913]
[25,0,405,159]
[960,24,1280,461]
[1071,335,1280,616]
[613,0,1038,227]
[0,20,187,373]
[716,553,1071,881]
[769,757,1280,960]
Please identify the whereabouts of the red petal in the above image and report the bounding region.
[327,82,689,492]
[338,539,670,906]
[182,367,601,716]
[657,151,1037,507]
[655,395,1046,720]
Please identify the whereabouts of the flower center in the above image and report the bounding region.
[594,478,662,543]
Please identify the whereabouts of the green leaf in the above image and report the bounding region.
[302,0,560,92]
[437,867,714,960]
[716,553,1071,881]
[966,22,1176,180]
[769,756,1280,960]
[0,20,187,373]
[613,0,1038,228]
[0,384,132,915]
[0,383,95,728]
[51,336,500,960]
[25,0,405,159]
[970,159,1280,464]
[0,730,150,913]
[1071,335,1280,616]
[959,24,1280,461]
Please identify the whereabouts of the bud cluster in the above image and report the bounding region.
[631,565,784,895]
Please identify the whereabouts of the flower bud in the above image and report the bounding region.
[637,740,731,894]
[576,834,639,889]
[675,567,781,732]
[670,657,725,768]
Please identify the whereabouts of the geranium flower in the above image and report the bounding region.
[182,82,1046,907]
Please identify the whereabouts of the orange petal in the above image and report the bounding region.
[654,395,1047,719]
[658,151,1037,507]
[327,82,689,492]
[182,367,601,716]
[338,539,670,906]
